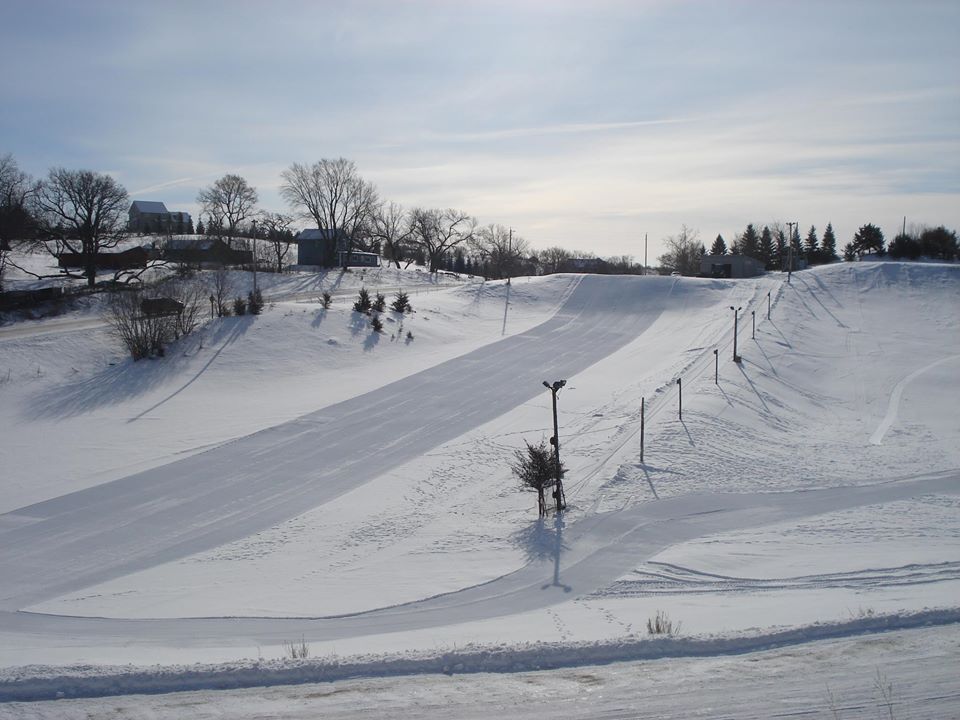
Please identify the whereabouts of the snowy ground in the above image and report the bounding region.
[0,260,958,715]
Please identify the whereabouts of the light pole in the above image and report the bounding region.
[543,380,567,512]
[767,291,771,320]
[751,310,756,339]
[786,221,797,283]
[714,348,718,384]
[730,305,742,363]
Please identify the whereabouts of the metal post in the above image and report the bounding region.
[677,377,682,420]
[751,310,755,339]
[714,348,718,384]
[767,291,771,320]
[644,233,648,275]
[730,305,742,362]
[543,380,567,512]
[640,396,645,462]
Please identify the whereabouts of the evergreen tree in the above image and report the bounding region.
[775,228,786,268]
[918,226,959,260]
[805,225,819,257]
[759,226,775,269]
[187,217,195,235]
[710,234,727,255]
[790,226,802,254]
[196,217,205,236]
[740,223,759,259]
[353,287,372,313]
[852,223,885,257]
[822,223,837,260]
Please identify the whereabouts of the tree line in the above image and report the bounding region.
[658,220,957,277]
[2,151,957,293]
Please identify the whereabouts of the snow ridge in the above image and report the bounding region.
[3,609,958,703]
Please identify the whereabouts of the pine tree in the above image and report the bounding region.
[822,223,837,260]
[852,223,885,257]
[710,234,727,255]
[805,225,819,256]
[740,223,759,259]
[759,226,775,270]
[196,218,205,236]
[353,287,372,313]
[775,228,786,268]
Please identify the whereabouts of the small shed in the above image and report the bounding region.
[701,254,765,278]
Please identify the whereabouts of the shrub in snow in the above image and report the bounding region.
[320,291,332,309]
[247,288,264,315]
[105,278,206,361]
[353,287,372,313]
[391,290,412,313]
[232,296,247,316]
[372,292,386,312]
[647,610,680,636]
[282,637,310,660]
[512,439,563,517]
[370,314,384,333]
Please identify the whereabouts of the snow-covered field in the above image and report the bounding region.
[0,260,958,716]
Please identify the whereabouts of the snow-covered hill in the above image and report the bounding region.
[0,262,958,715]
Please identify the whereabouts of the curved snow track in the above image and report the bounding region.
[1,272,956,654]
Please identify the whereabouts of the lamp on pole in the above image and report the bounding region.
[543,380,567,512]
[730,306,742,363]
[751,310,756,339]
[714,348,718,384]
[767,291,771,320]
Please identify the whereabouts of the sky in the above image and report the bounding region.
[1,0,958,262]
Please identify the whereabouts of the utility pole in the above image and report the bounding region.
[786,221,797,283]
[543,380,567,512]
[251,218,259,293]
[730,305,742,362]
[644,233,648,276]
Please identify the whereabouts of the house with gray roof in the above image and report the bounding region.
[129,201,193,235]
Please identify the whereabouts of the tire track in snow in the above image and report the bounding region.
[869,354,960,445]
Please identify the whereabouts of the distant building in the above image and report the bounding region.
[129,201,192,235]
[295,229,380,267]
[163,238,251,266]
[57,245,154,270]
[701,254,765,278]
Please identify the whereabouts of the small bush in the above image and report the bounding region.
[283,637,310,660]
[370,314,384,332]
[320,291,332,309]
[233,296,247,315]
[247,288,264,315]
[372,292,386,312]
[406,330,414,342]
[391,290,412,313]
[647,610,680,636]
[353,287,372,313]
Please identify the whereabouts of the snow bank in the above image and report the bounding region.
[2,609,958,702]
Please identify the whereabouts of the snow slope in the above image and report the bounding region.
[0,261,958,713]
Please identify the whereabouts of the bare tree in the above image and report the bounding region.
[409,208,477,273]
[539,246,572,275]
[31,168,129,287]
[197,174,258,247]
[370,201,415,269]
[106,276,205,360]
[471,224,530,279]
[0,154,40,291]
[280,158,378,269]
[257,211,296,272]
[657,225,703,276]
[210,266,233,317]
